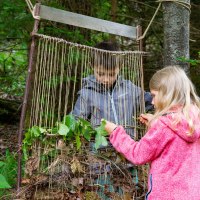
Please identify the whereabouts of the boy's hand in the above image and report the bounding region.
[102,119,118,135]
[139,113,153,126]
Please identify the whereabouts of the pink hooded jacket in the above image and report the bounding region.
[109,109,200,200]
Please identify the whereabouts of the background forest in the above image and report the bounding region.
[0,0,200,197]
[1,0,200,100]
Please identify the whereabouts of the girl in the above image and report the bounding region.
[104,66,200,200]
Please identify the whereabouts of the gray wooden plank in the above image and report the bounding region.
[40,5,137,39]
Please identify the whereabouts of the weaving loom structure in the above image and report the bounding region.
[15,3,151,199]
[30,34,145,133]
[17,33,149,199]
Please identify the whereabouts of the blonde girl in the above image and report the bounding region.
[104,66,200,200]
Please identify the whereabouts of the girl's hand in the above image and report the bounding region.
[139,113,153,126]
[103,120,118,135]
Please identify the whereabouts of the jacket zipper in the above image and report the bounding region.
[108,89,119,125]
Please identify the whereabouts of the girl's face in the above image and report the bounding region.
[151,90,159,109]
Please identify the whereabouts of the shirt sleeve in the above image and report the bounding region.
[109,120,175,165]
[72,89,91,119]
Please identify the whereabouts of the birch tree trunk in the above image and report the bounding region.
[162,0,190,73]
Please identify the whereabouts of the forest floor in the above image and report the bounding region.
[0,123,19,157]
[0,94,21,157]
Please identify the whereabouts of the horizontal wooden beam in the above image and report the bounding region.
[40,5,137,39]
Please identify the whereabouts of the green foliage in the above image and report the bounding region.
[23,115,108,160]
[0,0,31,96]
[94,119,108,149]
[0,150,17,197]
[0,0,33,39]
[177,52,200,66]
[0,47,27,96]
[177,52,200,95]
[0,174,11,189]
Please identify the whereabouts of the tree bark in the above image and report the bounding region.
[162,0,190,73]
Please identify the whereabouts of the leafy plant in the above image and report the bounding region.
[0,150,17,187]
[0,150,18,198]
[0,173,11,189]
[23,115,108,160]
[177,52,200,66]
[94,119,108,149]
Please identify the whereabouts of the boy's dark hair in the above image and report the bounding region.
[92,41,121,69]
[94,41,121,51]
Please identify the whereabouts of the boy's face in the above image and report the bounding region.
[94,65,119,88]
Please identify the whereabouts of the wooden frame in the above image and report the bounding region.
[17,3,143,192]
[40,5,138,39]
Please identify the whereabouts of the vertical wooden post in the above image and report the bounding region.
[137,25,143,52]
[111,0,117,41]
[137,25,145,114]
[17,3,40,192]
[111,0,117,22]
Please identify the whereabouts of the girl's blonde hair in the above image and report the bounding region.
[149,66,200,135]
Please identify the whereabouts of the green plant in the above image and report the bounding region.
[177,52,200,66]
[23,115,108,160]
[0,150,17,198]
[0,173,11,189]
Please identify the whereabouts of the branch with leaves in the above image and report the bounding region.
[22,115,108,160]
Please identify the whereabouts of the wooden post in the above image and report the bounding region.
[137,25,145,114]
[137,25,143,52]
[17,3,40,192]
[162,0,190,73]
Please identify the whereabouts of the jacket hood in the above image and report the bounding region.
[160,106,200,143]
[82,75,101,88]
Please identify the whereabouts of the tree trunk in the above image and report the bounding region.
[163,0,190,73]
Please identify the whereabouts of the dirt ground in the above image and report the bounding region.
[0,123,19,157]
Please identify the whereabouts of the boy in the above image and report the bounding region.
[72,41,152,137]
[72,41,153,199]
